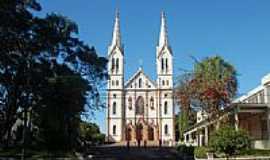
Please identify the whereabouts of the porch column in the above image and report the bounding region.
[205,126,208,145]
[267,108,270,140]
[184,133,188,144]
[197,129,203,146]
[234,107,239,131]
[199,134,203,146]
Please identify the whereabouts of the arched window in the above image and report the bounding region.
[164,124,168,135]
[113,125,116,135]
[116,58,119,72]
[161,58,164,71]
[112,102,116,114]
[135,96,144,115]
[165,58,168,72]
[164,101,168,114]
[139,78,142,88]
[150,97,154,109]
[112,58,115,71]
[128,97,132,110]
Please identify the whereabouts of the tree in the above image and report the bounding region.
[33,69,90,151]
[193,56,237,115]
[79,121,105,146]
[175,56,237,117]
[0,0,42,147]
[209,126,251,158]
[175,56,237,140]
[175,73,197,140]
[0,0,107,154]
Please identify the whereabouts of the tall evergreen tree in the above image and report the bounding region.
[0,0,107,152]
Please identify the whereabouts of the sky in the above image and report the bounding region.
[37,0,270,133]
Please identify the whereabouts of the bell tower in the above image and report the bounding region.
[156,12,173,89]
[156,12,174,141]
[107,9,125,142]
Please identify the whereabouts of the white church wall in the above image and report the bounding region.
[109,91,123,118]
[161,118,174,141]
[109,118,122,142]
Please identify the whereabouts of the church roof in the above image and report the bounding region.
[125,67,157,89]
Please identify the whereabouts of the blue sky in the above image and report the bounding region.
[37,0,270,133]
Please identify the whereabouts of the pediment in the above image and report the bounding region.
[125,68,156,89]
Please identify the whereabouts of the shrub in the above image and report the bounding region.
[176,144,194,155]
[194,147,208,158]
[209,126,251,157]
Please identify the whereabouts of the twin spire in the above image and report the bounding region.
[158,11,169,48]
[111,9,121,48]
[110,10,169,50]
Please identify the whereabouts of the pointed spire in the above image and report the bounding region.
[158,11,169,47]
[111,9,121,48]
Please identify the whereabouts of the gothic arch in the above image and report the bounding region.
[135,96,144,115]
[135,123,143,141]
[148,126,154,141]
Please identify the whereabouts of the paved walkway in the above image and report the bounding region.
[85,146,194,160]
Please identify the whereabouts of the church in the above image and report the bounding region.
[106,10,174,144]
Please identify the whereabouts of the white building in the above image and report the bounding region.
[106,11,174,144]
[184,73,270,149]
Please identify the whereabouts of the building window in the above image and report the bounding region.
[113,94,116,98]
[150,97,154,109]
[128,97,132,110]
[116,58,119,73]
[116,80,119,86]
[161,58,164,71]
[139,78,142,88]
[162,80,165,86]
[164,101,168,114]
[166,80,169,86]
[113,125,116,135]
[112,80,114,86]
[112,58,115,71]
[164,124,168,135]
[135,96,144,115]
[112,102,116,114]
[165,58,168,72]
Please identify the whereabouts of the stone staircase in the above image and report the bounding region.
[86,146,189,160]
[105,140,173,147]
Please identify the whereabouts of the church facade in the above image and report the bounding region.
[106,11,174,143]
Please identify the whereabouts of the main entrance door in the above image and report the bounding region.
[126,128,132,141]
[148,127,154,141]
[136,124,143,141]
